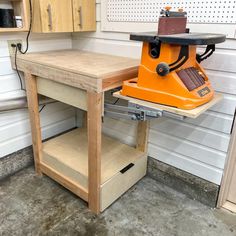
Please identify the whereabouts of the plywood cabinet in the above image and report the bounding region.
[32,0,96,33]
[72,0,96,32]
[0,0,30,33]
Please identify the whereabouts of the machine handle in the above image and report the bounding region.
[78,6,83,28]
[156,45,189,76]
[156,63,170,76]
[196,45,215,63]
[47,4,53,31]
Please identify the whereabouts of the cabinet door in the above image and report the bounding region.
[72,0,96,32]
[40,0,73,32]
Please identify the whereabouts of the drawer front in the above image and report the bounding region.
[100,155,147,212]
[37,77,104,114]
[37,77,87,110]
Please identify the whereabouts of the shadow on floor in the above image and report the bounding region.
[0,166,236,236]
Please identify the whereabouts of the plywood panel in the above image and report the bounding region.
[114,91,223,119]
[16,50,139,80]
[14,50,139,92]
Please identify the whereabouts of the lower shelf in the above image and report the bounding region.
[41,128,147,211]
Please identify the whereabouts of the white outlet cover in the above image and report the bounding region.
[7,40,23,55]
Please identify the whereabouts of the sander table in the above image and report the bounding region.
[12,49,222,214]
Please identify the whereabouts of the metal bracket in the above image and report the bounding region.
[104,102,186,121]
[196,44,215,63]
[169,45,189,72]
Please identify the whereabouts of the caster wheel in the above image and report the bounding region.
[156,62,170,76]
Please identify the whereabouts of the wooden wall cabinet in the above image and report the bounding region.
[0,0,29,33]
[32,0,96,33]
[72,0,96,32]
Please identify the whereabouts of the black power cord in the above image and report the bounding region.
[14,47,25,91]
[113,98,120,105]
[11,0,33,91]
[12,0,46,113]
[15,0,32,54]
[39,105,46,113]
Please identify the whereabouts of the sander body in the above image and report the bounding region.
[121,8,226,110]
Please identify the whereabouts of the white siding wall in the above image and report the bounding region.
[72,1,236,185]
[0,33,76,158]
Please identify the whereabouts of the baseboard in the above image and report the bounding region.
[147,157,220,208]
[0,146,34,181]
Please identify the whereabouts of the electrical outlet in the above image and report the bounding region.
[7,39,22,55]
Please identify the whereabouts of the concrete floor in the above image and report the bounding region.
[0,167,236,236]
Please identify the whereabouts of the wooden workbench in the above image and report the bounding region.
[13,49,149,214]
[13,49,222,213]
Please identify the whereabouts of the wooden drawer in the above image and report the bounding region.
[40,128,147,211]
[36,77,104,114]
[100,155,147,211]
[37,77,87,110]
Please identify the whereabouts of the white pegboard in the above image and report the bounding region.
[107,0,236,24]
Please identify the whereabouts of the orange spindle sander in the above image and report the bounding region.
[121,7,226,110]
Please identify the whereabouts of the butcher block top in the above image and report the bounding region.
[13,50,139,92]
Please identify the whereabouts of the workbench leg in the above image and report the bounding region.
[87,92,102,214]
[83,111,87,128]
[25,72,43,175]
[136,120,150,153]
